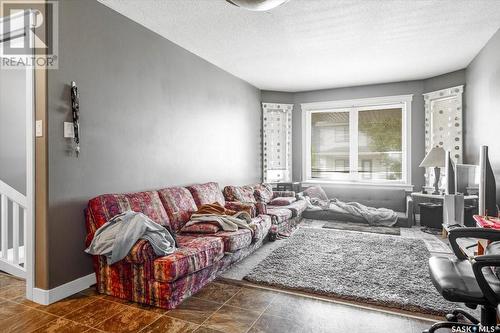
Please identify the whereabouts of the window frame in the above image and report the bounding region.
[301,94,413,189]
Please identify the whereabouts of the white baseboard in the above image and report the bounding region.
[32,273,96,305]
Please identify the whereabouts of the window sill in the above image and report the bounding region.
[302,180,414,191]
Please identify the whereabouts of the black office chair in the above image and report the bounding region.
[425,227,500,333]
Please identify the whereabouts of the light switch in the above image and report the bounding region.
[64,122,75,138]
[35,120,43,137]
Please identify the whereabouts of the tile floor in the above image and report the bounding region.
[0,271,435,333]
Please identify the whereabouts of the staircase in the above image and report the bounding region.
[0,179,27,278]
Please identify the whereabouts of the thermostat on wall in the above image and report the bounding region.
[64,122,75,138]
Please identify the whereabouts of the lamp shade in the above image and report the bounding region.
[419,146,446,168]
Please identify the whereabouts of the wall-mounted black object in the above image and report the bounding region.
[71,81,80,157]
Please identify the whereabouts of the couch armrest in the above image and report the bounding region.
[124,239,158,264]
[255,202,267,215]
[272,191,296,199]
[406,195,414,226]
[225,201,257,217]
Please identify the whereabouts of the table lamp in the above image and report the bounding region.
[420,146,446,194]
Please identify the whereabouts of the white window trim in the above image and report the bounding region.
[301,94,413,189]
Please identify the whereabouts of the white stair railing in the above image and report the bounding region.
[0,179,27,278]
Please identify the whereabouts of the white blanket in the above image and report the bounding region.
[85,211,176,264]
[310,197,398,227]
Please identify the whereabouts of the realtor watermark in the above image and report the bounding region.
[0,0,58,69]
[451,325,497,332]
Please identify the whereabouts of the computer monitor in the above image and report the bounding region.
[455,164,479,195]
[479,145,497,216]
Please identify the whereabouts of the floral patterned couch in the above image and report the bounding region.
[85,182,274,309]
[223,183,308,233]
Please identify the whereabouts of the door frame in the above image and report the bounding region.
[0,10,36,300]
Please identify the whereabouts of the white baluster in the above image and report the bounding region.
[1,194,7,260]
[13,202,19,265]
[23,207,27,264]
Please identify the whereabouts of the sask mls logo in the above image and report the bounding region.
[0,0,58,69]
[451,325,497,333]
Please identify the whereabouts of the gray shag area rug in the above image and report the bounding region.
[245,228,456,315]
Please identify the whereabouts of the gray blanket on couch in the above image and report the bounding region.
[85,210,176,264]
[308,197,398,227]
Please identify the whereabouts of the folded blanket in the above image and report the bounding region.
[195,202,237,216]
[85,211,176,264]
[183,202,254,232]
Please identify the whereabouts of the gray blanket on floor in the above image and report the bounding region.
[85,210,176,264]
[308,197,398,227]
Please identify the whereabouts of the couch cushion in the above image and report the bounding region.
[153,235,224,283]
[250,215,272,241]
[309,186,406,212]
[86,191,170,245]
[180,223,221,234]
[183,229,253,253]
[157,187,197,232]
[215,229,253,252]
[254,183,274,203]
[223,185,256,203]
[188,182,225,207]
[269,196,296,206]
[225,201,256,217]
[266,207,293,224]
[282,199,308,217]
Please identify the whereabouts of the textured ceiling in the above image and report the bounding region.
[98,0,500,92]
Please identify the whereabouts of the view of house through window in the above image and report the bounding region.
[310,107,403,182]
[311,111,350,179]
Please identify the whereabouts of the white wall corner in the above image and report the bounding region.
[32,273,96,305]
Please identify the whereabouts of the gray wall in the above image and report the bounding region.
[424,70,465,94]
[0,68,26,195]
[263,70,466,189]
[0,66,27,249]
[261,91,294,104]
[46,0,262,288]
[465,28,500,197]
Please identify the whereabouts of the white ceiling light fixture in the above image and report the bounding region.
[226,0,289,11]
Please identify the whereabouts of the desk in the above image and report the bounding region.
[410,192,478,226]
[411,192,478,202]
[473,215,500,255]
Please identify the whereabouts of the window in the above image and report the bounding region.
[302,95,412,186]
[360,160,372,180]
[262,103,293,183]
